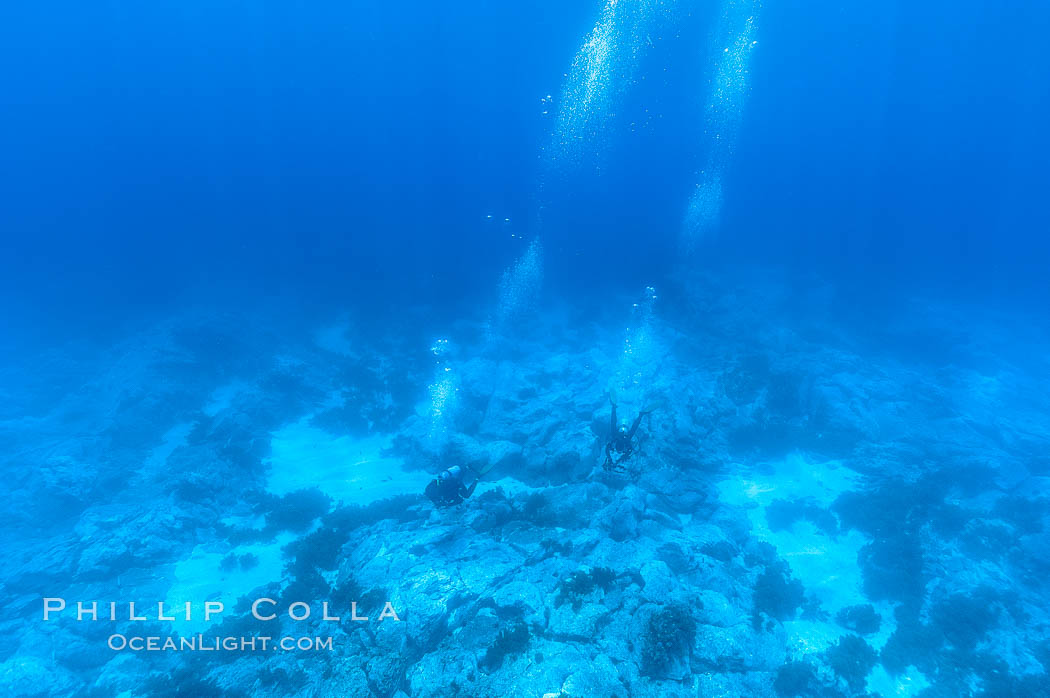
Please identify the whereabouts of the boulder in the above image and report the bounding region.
[695,590,747,628]
[694,622,786,673]
[489,581,547,629]
[639,560,676,604]
[559,654,625,697]
[548,602,609,640]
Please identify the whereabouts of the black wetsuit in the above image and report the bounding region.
[604,403,645,471]
[425,472,478,508]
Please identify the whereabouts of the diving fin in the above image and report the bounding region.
[465,460,497,478]
[640,398,666,414]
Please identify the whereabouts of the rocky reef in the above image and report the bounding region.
[1,275,1048,697]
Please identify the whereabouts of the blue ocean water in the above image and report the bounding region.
[1,1,1049,696]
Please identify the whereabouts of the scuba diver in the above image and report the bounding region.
[425,465,483,508]
[603,388,657,472]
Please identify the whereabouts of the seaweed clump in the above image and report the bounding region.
[825,634,877,694]
[555,567,617,611]
[640,604,696,678]
[835,604,881,635]
[753,561,805,627]
[219,552,259,572]
[880,612,941,677]
[263,488,332,534]
[929,588,1000,652]
[523,491,549,520]
[481,622,530,672]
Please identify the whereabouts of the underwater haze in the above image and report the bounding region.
[2,1,1050,697]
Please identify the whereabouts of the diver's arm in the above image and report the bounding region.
[460,479,478,500]
[610,402,618,435]
[627,412,644,440]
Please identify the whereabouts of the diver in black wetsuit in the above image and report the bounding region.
[603,390,655,472]
[424,465,479,508]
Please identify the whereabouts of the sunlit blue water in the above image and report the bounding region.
[1,1,1048,697]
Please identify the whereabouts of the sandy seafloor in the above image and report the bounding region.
[1,271,1048,698]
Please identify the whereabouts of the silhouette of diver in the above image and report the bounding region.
[424,465,480,508]
[603,388,656,472]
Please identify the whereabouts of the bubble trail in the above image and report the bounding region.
[484,238,545,348]
[549,0,675,168]
[683,0,760,249]
[617,285,660,394]
[426,338,459,444]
